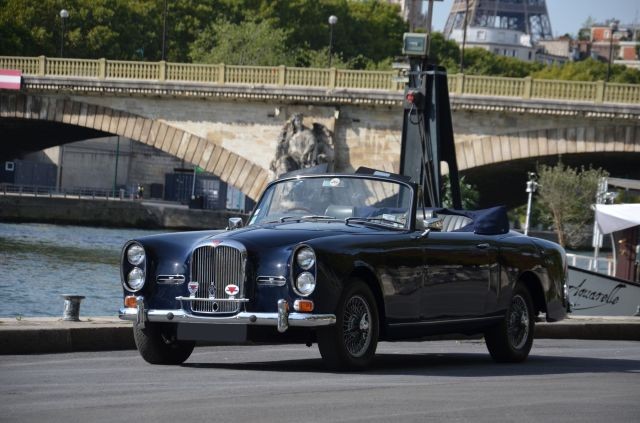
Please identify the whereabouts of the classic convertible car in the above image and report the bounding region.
[119,169,568,369]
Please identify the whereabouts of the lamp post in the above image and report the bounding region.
[59,9,69,57]
[524,172,538,236]
[161,0,168,61]
[328,15,338,67]
[606,20,618,82]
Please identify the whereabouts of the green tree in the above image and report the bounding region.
[442,175,479,210]
[190,19,293,66]
[462,48,543,77]
[535,162,608,248]
[533,58,640,84]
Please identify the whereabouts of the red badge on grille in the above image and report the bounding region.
[212,240,222,247]
[188,281,199,297]
[225,284,239,296]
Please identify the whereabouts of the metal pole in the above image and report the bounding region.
[425,0,435,54]
[524,189,533,236]
[328,26,333,67]
[191,167,197,200]
[328,15,337,67]
[161,0,168,61]
[59,9,69,57]
[460,0,469,73]
[606,22,617,82]
[60,18,65,57]
[524,174,537,236]
[113,136,120,198]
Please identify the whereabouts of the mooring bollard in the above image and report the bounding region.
[62,295,86,321]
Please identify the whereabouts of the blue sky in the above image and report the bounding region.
[431,0,640,37]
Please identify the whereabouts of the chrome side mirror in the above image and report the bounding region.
[227,217,244,230]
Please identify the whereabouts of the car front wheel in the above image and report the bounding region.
[484,284,535,363]
[317,279,379,370]
[133,322,195,365]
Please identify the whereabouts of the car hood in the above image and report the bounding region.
[216,220,389,248]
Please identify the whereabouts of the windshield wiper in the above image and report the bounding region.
[279,215,337,223]
[345,216,406,228]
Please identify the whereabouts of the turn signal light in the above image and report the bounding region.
[294,299,314,313]
[124,296,138,308]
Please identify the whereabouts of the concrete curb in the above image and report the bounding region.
[1,316,638,355]
[0,318,134,355]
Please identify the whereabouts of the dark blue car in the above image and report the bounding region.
[119,170,568,370]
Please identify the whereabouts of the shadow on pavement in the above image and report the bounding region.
[182,352,640,376]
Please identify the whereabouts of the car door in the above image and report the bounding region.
[419,231,498,320]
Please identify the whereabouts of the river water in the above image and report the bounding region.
[0,223,169,318]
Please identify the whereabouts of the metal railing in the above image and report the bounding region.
[2,55,640,105]
[0,183,134,201]
[567,252,615,276]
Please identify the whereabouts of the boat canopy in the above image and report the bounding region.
[595,204,640,234]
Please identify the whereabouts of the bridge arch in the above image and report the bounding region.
[455,124,640,171]
[0,92,270,201]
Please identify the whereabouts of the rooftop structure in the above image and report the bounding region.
[444,0,553,62]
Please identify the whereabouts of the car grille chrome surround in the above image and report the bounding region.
[189,242,247,314]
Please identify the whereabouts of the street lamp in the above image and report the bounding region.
[328,15,338,67]
[59,9,69,57]
[524,172,538,236]
[606,20,618,82]
[161,0,168,61]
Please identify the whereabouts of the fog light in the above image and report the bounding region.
[124,296,137,308]
[294,299,314,312]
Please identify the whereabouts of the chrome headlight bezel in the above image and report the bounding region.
[121,241,146,293]
[292,245,317,297]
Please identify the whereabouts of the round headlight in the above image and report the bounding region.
[296,247,315,270]
[127,244,145,266]
[295,272,316,296]
[127,267,145,291]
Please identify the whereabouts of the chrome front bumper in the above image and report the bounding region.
[119,298,336,333]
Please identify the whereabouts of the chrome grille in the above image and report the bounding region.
[190,245,245,313]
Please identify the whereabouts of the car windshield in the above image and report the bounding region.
[249,175,413,229]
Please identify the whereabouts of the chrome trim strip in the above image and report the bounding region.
[256,275,287,286]
[176,296,249,303]
[119,307,336,328]
[388,315,504,328]
[157,275,185,284]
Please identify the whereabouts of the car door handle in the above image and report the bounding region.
[476,243,490,249]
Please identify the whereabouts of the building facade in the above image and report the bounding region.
[443,0,553,62]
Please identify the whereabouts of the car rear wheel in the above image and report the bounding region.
[484,284,535,363]
[133,323,195,365]
[317,279,379,370]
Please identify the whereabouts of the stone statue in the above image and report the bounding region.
[270,113,335,177]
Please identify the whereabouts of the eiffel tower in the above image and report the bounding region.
[444,0,553,43]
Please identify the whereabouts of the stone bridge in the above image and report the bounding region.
[1,56,639,204]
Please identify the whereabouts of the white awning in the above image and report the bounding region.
[595,204,640,234]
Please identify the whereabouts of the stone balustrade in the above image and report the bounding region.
[2,55,639,105]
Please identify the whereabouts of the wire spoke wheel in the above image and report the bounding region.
[317,279,379,370]
[484,284,535,363]
[342,295,372,358]
[507,295,530,350]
